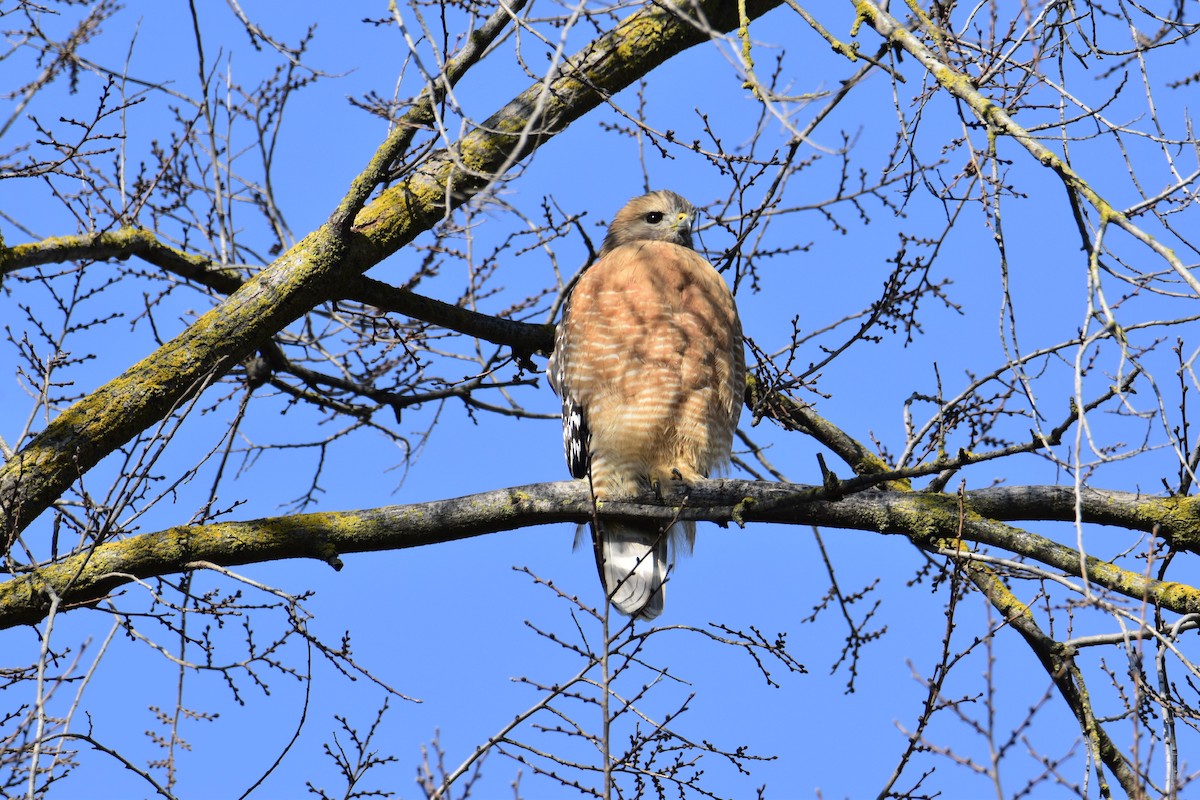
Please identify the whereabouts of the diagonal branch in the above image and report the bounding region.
[963,561,1139,796]
[852,0,1200,296]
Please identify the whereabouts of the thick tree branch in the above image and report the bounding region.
[3,479,1197,630]
[967,484,1200,550]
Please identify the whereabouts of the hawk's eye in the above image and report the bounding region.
[644,211,664,224]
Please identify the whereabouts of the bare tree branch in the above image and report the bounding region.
[3,478,1197,630]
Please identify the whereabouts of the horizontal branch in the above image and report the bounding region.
[3,479,1197,629]
[966,484,1200,549]
[1,227,245,293]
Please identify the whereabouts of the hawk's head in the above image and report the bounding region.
[600,190,696,255]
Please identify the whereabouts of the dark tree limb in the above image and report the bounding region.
[2,479,1197,630]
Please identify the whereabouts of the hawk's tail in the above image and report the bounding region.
[593,521,693,620]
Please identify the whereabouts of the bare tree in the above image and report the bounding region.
[2,1,1200,797]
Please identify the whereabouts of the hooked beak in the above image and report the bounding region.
[674,211,695,246]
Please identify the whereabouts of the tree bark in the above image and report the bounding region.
[4,478,1196,629]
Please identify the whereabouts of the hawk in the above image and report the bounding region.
[547,190,745,620]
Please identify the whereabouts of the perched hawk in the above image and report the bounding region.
[547,190,745,620]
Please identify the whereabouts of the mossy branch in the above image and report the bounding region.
[962,561,1139,796]
[2,478,1197,630]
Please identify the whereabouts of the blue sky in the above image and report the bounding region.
[3,2,1199,798]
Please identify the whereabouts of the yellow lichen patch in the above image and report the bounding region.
[508,490,534,505]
